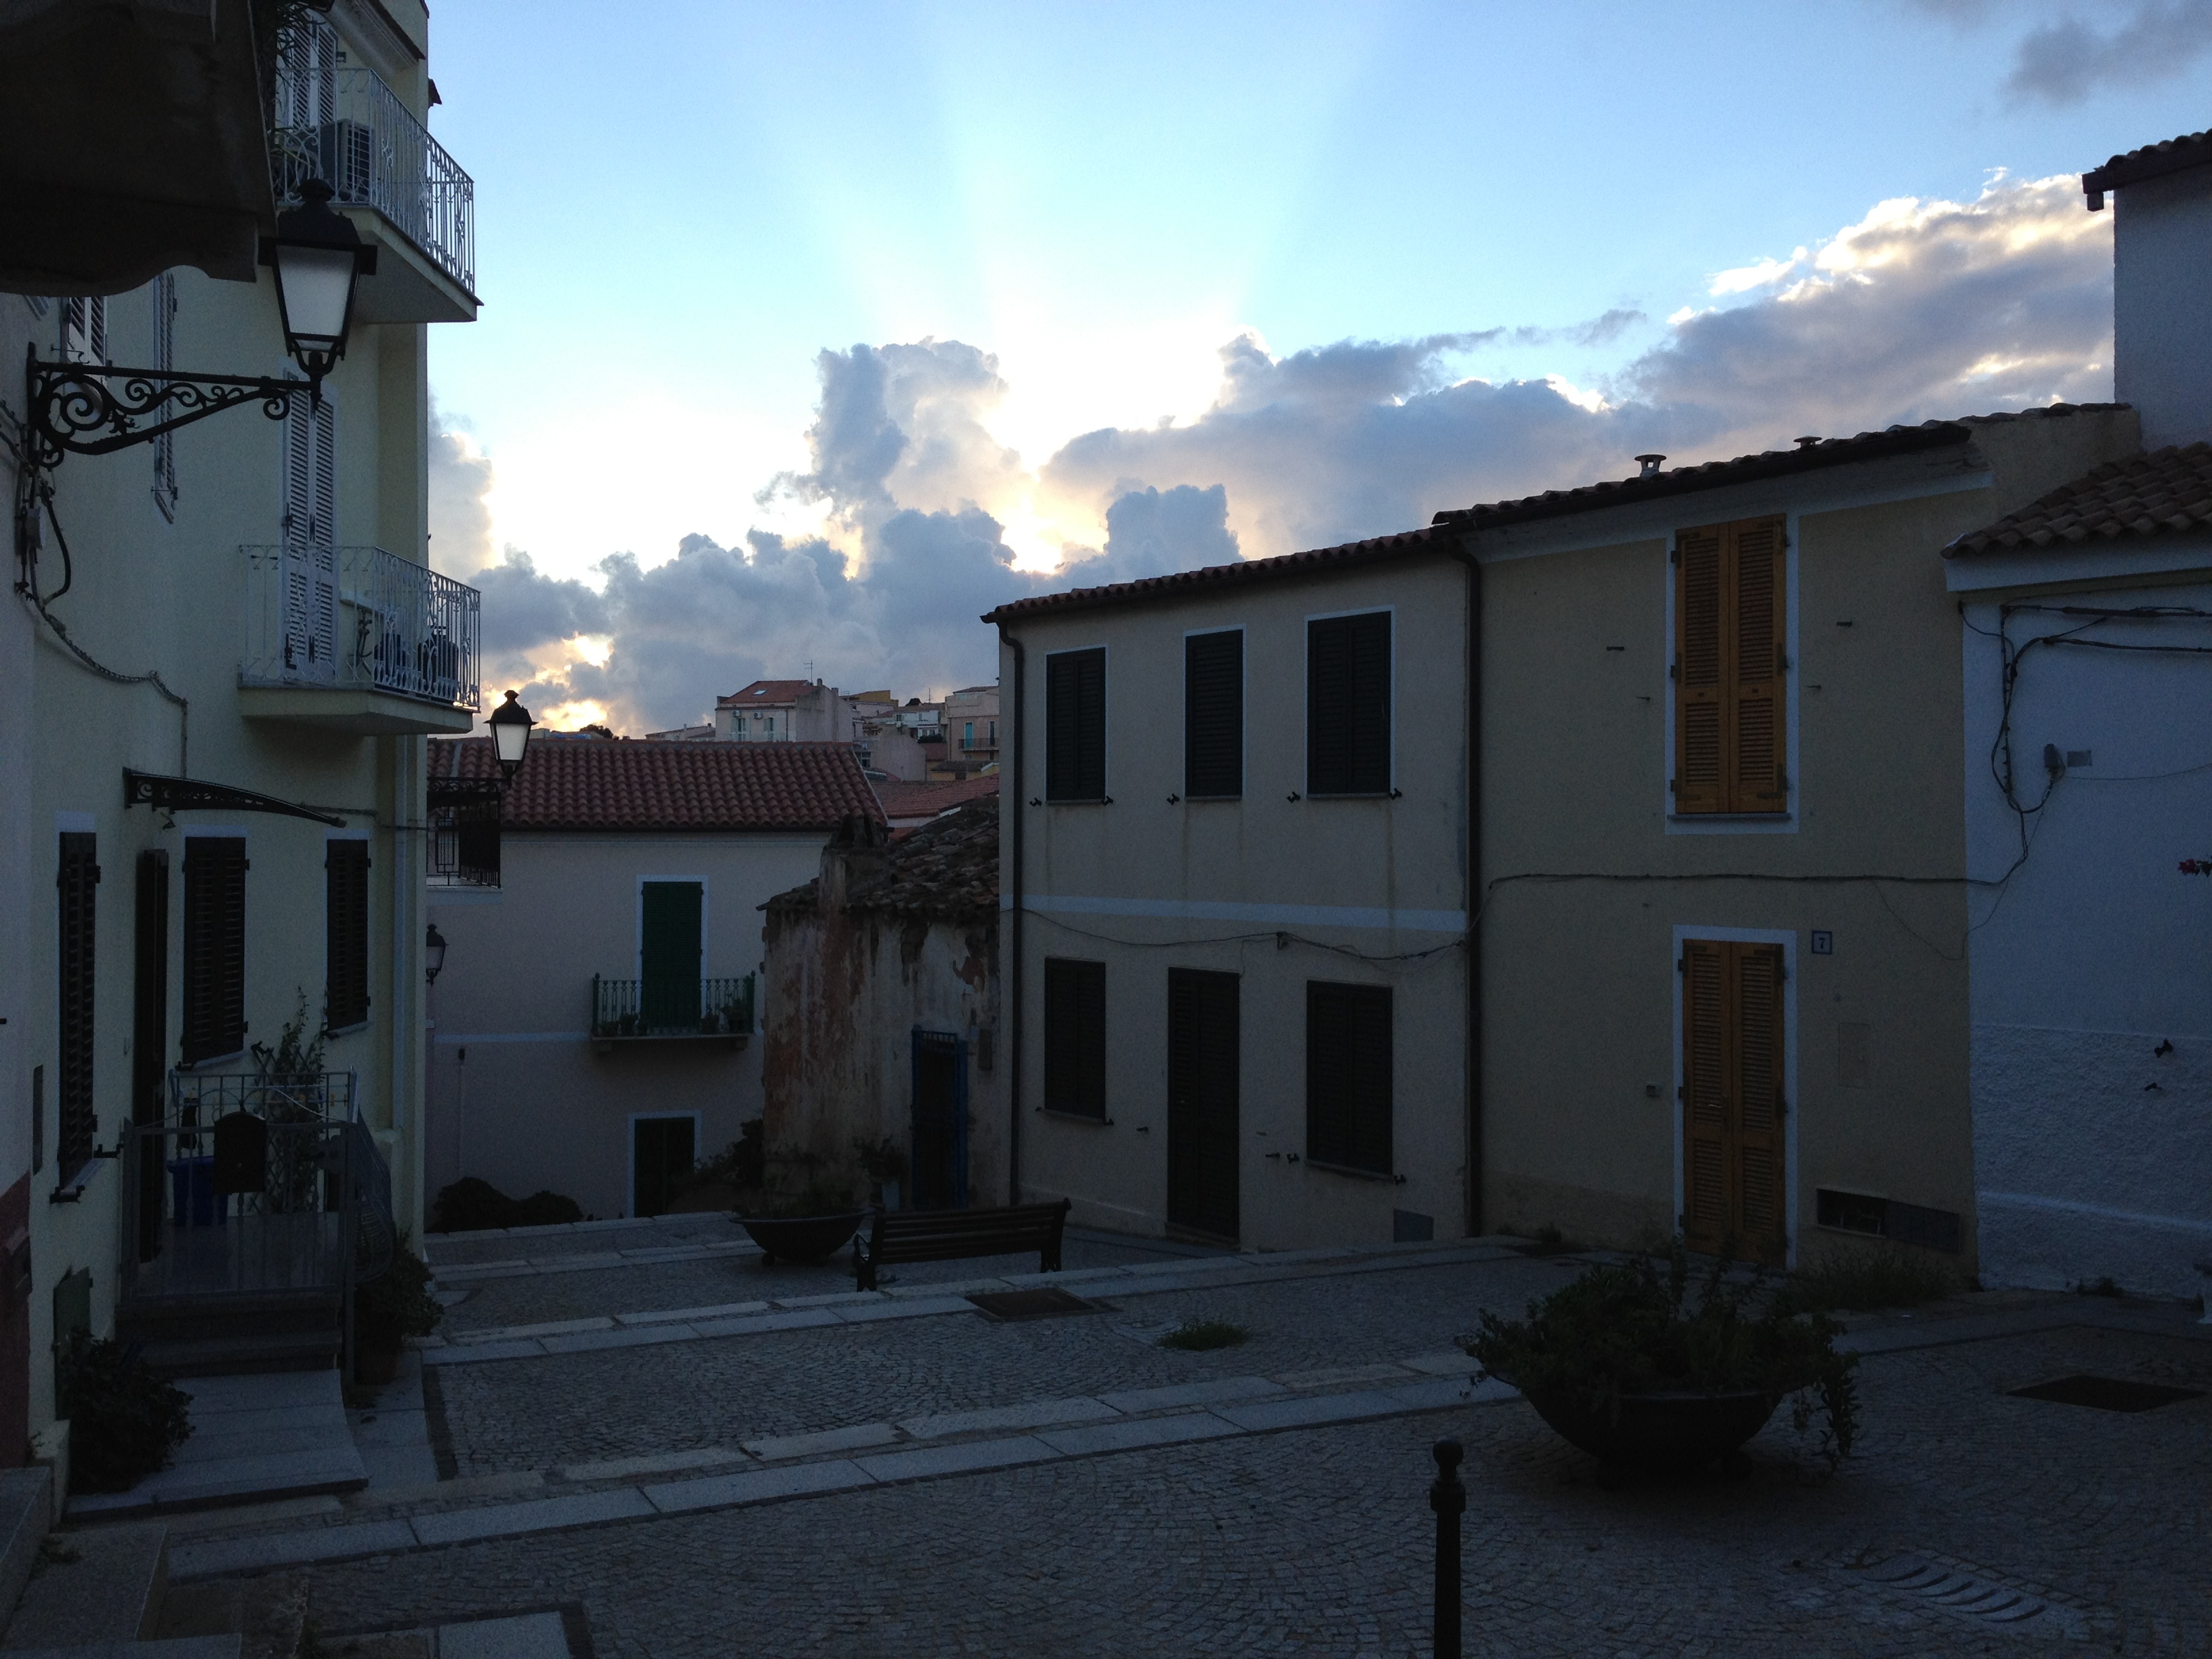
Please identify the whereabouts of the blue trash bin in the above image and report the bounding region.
[165,1155,226,1226]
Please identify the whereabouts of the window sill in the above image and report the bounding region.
[1668,812,1793,823]
[1303,793,1396,801]
[1040,798,1112,806]
[1305,1158,1395,1183]
[326,1020,370,1038]
[1036,1107,1113,1126]
[176,1049,248,1071]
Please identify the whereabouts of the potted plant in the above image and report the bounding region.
[732,1151,866,1265]
[352,1236,441,1383]
[1465,1244,1859,1475]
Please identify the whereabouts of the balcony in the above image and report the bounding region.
[272,27,476,322]
[591,976,757,1046]
[239,544,480,735]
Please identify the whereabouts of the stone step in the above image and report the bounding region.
[0,1471,54,1643]
[3,1641,238,1659]
[1,1520,165,1650]
[129,1330,340,1381]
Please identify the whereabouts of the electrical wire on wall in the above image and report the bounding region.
[6,409,190,775]
[1029,909,1465,966]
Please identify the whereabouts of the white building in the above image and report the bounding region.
[1951,129,2212,1300]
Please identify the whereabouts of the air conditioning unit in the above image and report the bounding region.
[318,120,376,200]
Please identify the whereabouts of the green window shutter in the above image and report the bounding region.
[1183,630,1243,799]
[1166,968,1240,1237]
[1307,613,1391,795]
[1045,649,1106,801]
[1305,980,1392,1173]
[1042,957,1107,1118]
[640,882,703,1030]
[325,840,371,1030]
[180,837,247,1065]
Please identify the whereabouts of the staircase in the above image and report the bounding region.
[112,1294,342,1379]
[0,1469,241,1656]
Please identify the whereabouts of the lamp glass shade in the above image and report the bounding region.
[274,243,357,356]
[488,689,533,777]
[424,923,448,984]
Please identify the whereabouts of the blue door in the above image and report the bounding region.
[910,1029,968,1210]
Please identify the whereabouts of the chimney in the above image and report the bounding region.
[819,813,889,909]
[2089,133,2212,449]
[1635,453,1665,478]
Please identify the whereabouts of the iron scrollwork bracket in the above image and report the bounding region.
[24,346,317,470]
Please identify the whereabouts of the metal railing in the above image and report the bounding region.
[591,975,756,1040]
[241,544,482,712]
[169,1069,359,1126]
[272,30,475,295]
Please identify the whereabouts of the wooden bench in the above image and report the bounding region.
[853,1199,1073,1291]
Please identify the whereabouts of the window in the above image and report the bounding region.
[151,274,178,520]
[988,719,996,747]
[280,382,337,677]
[1673,516,1787,815]
[1045,648,1107,801]
[640,881,703,1029]
[56,834,100,1181]
[1307,612,1391,795]
[1184,629,1242,799]
[1042,958,1107,1118]
[325,840,371,1030]
[181,837,247,1064]
[59,295,106,365]
[429,796,501,887]
[1305,980,1392,1174]
[963,721,975,748]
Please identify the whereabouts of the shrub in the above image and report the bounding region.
[56,1334,192,1493]
[355,1236,442,1352]
[684,1121,764,1194]
[430,1176,583,1233]
[1771,1245,1957,1315]
[1467,1245,1859,1467]
[1158,1319,1250,1351]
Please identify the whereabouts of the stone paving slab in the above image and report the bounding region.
[640,1461,874,1515]
[1037,1412,1243,1456]
[741,1424,901,1462]
[898,1396,1121,1439]
[432,1611,571,1659]
[854,1434,1059,1483]
[410,1488,657,1547]
[1096,1376,1288,1412]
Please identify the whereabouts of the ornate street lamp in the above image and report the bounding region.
[487,690,535,782]
[22,177,379,469]
[424,922,449,985]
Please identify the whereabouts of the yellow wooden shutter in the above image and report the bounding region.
[1732,518,1787,810]
[1681,939,1729,1252]
[1734,943,1786,1262]
[1674,527,1726,814]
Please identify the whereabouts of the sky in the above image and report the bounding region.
[418,0,2212,735]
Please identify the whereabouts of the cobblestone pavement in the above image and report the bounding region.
[426,1253,1589,1475]
[279,1321,2211,1657]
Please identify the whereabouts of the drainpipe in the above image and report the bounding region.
[1445,538,1483,1239]
[999,623,1026,1206]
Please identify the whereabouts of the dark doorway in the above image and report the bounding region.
[911,1029,968,1210]
[632,1115,696,1218]
[1167,968,1240,1242]
[133,850,169,1261]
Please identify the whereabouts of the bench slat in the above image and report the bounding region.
[854,1200,1072,1290]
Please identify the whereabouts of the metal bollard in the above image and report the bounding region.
[1431,1437,1465,1658]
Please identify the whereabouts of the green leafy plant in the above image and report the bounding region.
[354,1235,442,1353]
[56,1332,192,1493]
[1158,1319,1250,1351]
[430,1176,583,1233]
[1466,1244,1860,1468]
[1771,1245,1957,1315]
[851,1136,906,1182]
[251,989,327,1086]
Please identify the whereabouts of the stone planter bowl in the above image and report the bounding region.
[735,1210,867,1266]
[1521,1383,1779,1472]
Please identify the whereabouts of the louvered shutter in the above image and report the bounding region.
[181,838,247,1063]
[1674,528,1726,813]
[1167,968,1240,1238]
[1044,649,1106,801]
[1732,519,1787,810]
[1183,630,1242,798]
[1042,958,1106,1118]
[151,276,178,518]
[1734,944,1786,1258]
[56,834,100,1180]
[1305,981,1392,1173]
[325,841,371,1029]
[1680,940,1729,1252]
[1307,613,1391,795]
[310,398,339,672]
[280,392,338,680]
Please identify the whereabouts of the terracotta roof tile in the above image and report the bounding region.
[766,796,998,924]
[984,407,2121,625]
[432,737,882,833]
[2083,129,2212,204]
[873,774,1000,820]
[716,679,815,707]
[1944,444,2212,557]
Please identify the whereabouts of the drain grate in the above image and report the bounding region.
[2007,1373,2205,1412]
[966,1287,1098,1322]
[1852,1554,2086,1635]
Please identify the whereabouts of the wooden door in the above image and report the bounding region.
[1681,940,1786,1263]
[639,882,702,1031]
[1167,969,1240,1242]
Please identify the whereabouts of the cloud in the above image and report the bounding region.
[2003,1,2212,104]
[426,398,495,576]
[447,173,2112,735]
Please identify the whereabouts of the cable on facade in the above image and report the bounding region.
[1028,911,1465,965]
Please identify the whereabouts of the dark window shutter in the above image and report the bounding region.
[1166,968,1240,1238]
[181,838,247,1064]
[1681,939,1727,1250]
[1305,980,1392,1174]
[1042,957,1107,1118]
[132,849,169,1130]
[1183,630,1243,798]
[325,840,371,1029]
[1307,612,1391,795]
[56,834,100,1180]
[1045,648,1107,801]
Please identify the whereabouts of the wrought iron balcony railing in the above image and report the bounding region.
[241,544,482,711]
[168,1069,359,1126]
[591,975,757,1042]
[272,30,474,295]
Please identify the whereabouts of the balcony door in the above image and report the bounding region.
[1167,968,1240,1242]
[639,881,703,1032]
[1681,939,1786,1264]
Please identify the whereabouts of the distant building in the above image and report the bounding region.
[714,679,852,743]
[942,684,1001,772]
[876,774,1001,832]
[644,724,714,742]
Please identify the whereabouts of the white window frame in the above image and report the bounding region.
[1662,515,1801,835]
[1670,924,1800,1267]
